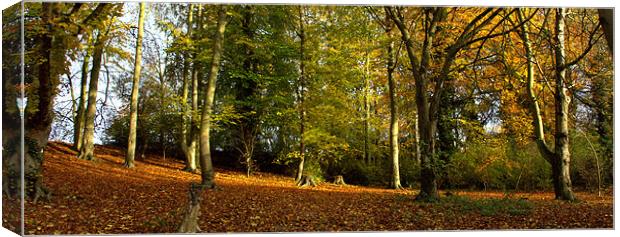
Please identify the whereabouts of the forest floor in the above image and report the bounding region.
[2,142,614,234]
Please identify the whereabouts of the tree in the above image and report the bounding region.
[180,4,198,172]
[73,35,93,151]
[198,5,229,188]
[2,2,121,199]
[386,7,523,200]
[124,2,146,168]
[386,21,403,190]
[295,6,307,184]
[78,19,112,161]
[517,8,604,201]
[597,9,613,55]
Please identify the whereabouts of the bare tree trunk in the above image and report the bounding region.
[198,5,228,188]
[518,9,575,201]
[295,6,306,183]
[386,24,402,189]
[125,2,145,168]
[552,8,575,201]
[73,35,92,151]
[386,6,440,201]
[189,5,203,170]
[597,9,613,55]
[78,29,107,161]
[177,183,204,233]
[181,4,197,172]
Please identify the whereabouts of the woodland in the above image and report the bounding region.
[1,2,615,234]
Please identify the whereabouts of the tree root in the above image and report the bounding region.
[391,182,403,190]
[122,162,135,168]
[33,185,52,204]
[333,175,346,186]
[414,191,440,202]
[178,183,205,233]
[296,175,317,187]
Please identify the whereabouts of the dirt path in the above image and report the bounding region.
[2,142,612,234]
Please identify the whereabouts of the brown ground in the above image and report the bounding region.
[2,142,614,234]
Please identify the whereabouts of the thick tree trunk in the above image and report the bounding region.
[296,175,316,187]
[295,6,306,183]
[417,115,438,201]
[333,175,346,185]
[125,2,145,168]
[386,26,402,190]
[437,80,457,189]
[78,29,106,161]
[198,5,228,188]
[386,6,440,201]
[2,3,60,201]
[519,9,575,201]
[597,9,613,55]
[189,5,203,170]
[181,4,197,172]
[177,183,204,233]
[73,35,92,151]
[552,8,575,201]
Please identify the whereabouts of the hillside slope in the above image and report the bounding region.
[2,142,613,234]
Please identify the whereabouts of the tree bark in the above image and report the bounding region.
[552,8,575,201]
[177,183,204,233]
[189,5,203,170]
[181,4,197,172]
[295,6,307,183]
[386,23,402,189]
[597,9,613,55]
[518,9,575,201]
[78,27,107,161]
[73,35,92,151]
[125,2,145,168]
[236,5,259,177]
[386,7,439,201]
[198,5,228,188]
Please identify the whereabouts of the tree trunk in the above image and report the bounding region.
[177,183,204,233]
[181,4,196,172]
[296,175,316,187]
[125,2,145,168]
[363,46,371,164]
[189,5,203,170]
[295,6,306,183]
[386,6,439,201]
[519,9,575,201]
[73,35,92,151]
[414,111,421,165]
[333,175,346,185]
[2,3,61,201]
[78,29,107,161]
[597,9,613,55]
[386,25,402,190]
[552,8,575,201]
[236,5,259,177]
[437,79,457,189]
[198,5,228,188]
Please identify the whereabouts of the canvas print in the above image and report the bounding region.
[1,1,614,235]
